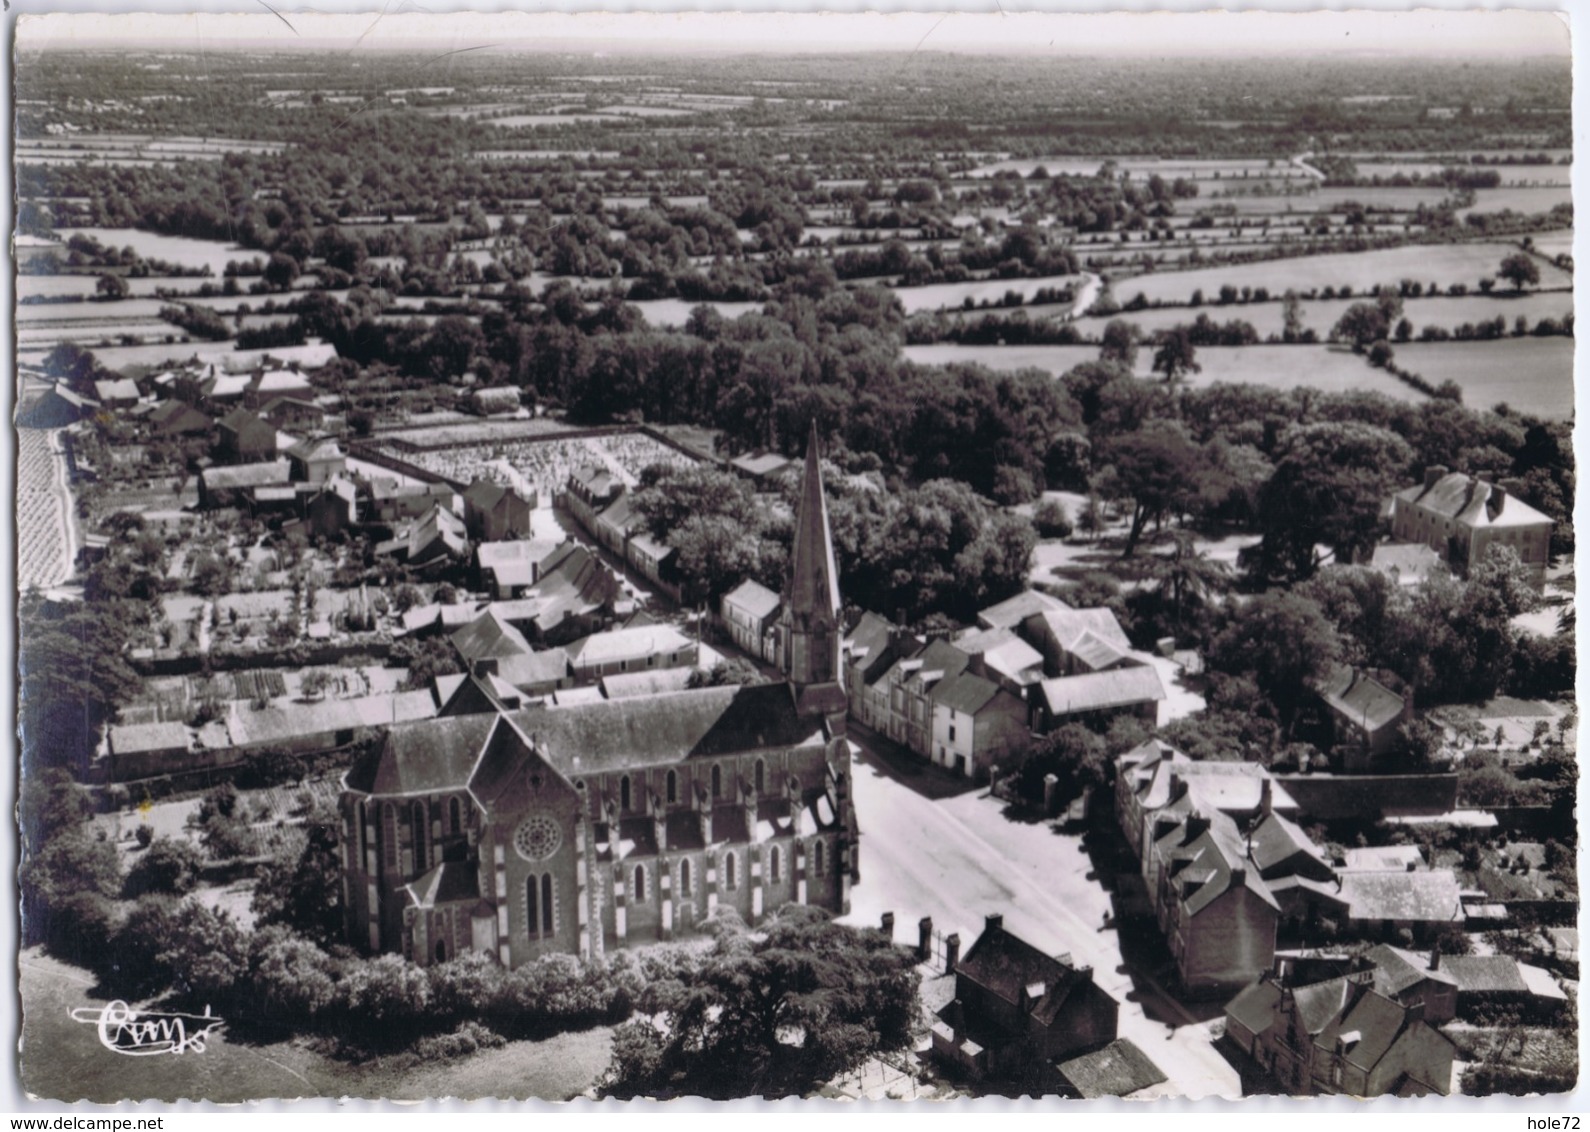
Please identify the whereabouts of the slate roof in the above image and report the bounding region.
[932,670,1005,717]
[1369,542,1444,586]
[783,425,842,622]
[1396,472,1552,530]
[955,921,1099,1027]
[730,451,794,478]
[723,578,782,621]
[1314,987,1448,1081]
[496,648,571,690]
[568,624,693,667]
[108,721,192,755]
[1293,977,1353,1036]
[1341,846,1427,872]
[1157,808,1280,915]
[93,378,140,402]
[464,479,513,510]
[200,459,292,490]
[1225,979,1281,1037]
[404,861,481,908]
[287,437,343,462]
[846,612,901,682]
[1318,665,1407,732]
[1339,870,1464,924]
[148,400,211,433]
[1034,605,1133,654]
[1362,945,1459,997]
[227,691,435,749]
[1038,665,1165,716]
[345,712,499,796]
[976,588,1067,630]
[600,668,695,699]
[452,607,534,660]
[1437,956,1530,995]
[1246,810,1330,873]
[1055,1039,1169,1099]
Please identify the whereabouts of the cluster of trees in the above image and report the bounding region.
[602,908,919,1099]
[631,462,1035,623]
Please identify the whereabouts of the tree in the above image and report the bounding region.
[1032,498,1072,539]
[1097,421,1207,556]
[95,273,129,301]
[1281,289,1305,343]
[124,837,205,897]
[1497,252,1541,293]
[1099,319,1140,367]
[1468,543,1542,617]
[1208,592,1341,731]
[1147,532,1231,636]
[1251,421,1415,581]
[394,634,463,691]
[1330,302,1390,351]
[263,252,301,292]
[1150,326,1201,385]
[251,801,344,944]
[1015,724,1107,808]
[601,908,918,1099]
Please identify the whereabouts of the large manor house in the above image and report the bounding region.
[338,432,859,966]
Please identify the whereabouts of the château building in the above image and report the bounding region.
[338,426,858,967]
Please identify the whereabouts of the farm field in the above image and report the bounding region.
[902,341,1424,403]
[1109,242,1572,308]
[54,227,256,276]
[890,271,1084,315]
[1065,289,1573,341]
[1461,185,1574,214]
[627,297,761,327]
[1390,338,1575,419]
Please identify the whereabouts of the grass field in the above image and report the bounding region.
[901,341,1425,403]
[890,272,1084,315]
[1068,289,1573,341]
[19,948,615,1103]
[1390,338,1574,420]
[1108,243,1573,308]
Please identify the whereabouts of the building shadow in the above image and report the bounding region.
[848,722,986,802]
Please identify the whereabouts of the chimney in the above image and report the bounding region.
[1429,943,1442,972]
[985,912,1004,935]
[1260,777,1273,818]
[1074,964,1093,983]
[1423,465,1448,490]
[1492,483,1508,510]
[1230,866,1246,887]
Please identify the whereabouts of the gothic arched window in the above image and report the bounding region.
[725,851,738,890]
[666,769,678,805]
[679,858,692,897]
[770,845,782,884]
[448,795,462,834]
[634,863,648,902]
[382,803,397,868]
[620,775,632,812]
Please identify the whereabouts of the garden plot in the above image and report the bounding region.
[383,428,698,500]
[17,428,75,591]
[1109,243,1572,308]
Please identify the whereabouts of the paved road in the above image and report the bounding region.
[838,734,1241,1100]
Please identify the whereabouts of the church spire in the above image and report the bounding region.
[779,423,846,720]
[787,421,842,622]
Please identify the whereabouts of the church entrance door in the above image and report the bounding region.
[471,912,497,955]
[677,901,696,936]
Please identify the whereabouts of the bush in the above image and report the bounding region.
[1032,498,1073,539]
[135,823,155,849]
[124,837,205,897]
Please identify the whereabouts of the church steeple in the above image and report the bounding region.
[779,423,847,720]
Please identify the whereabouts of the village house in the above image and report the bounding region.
[1031,666,1165,733]
[566,623,698,682]
[368,478,458,523]
[1054,1040,1171,1100]
[463,479,535,542]
[197,459,291,510]
[721,578,781,662]
[244,368,314,410]
[1148,805,1281,993]
[304,475,360,540]
[20,384,98,428]
[1388,467,1554,589]
[146,398,212,437]
[216,407,279,464]
[1313,664,1415,770]
[929,670,1029,780]
[340,430,857,967]
[258,395,328,431]
[476,538,563,599]
[375,504,468,570]
[932,913,1119,1085]
[287,436,347,485]
[625,533,682,603]
[1224,959,1456,1096]
[842,614,915,734]
[564,465,624,535]
[92,376,141,409]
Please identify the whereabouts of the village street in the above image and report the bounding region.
[838,731,1241,1100]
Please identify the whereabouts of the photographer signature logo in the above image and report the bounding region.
[70,1000,225,1056]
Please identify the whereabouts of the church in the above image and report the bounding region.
[338,428,859,967]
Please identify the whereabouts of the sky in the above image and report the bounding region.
[13,7,1573,59]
